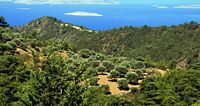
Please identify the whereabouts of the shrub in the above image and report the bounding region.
[92,61,100,68]
[117,78,129,90]
[1,33,12,42]
[79,49,95,58]
[115,66,128,77]
[0,43,13,52]
[95,53,105,60]
[99,85,110,94]
[119,61,131,68]
[7,41,17,48]
[102,61,115,72]
[125,72,138,84]
[108,70,119,81]
[131,61,146,69]
[97,66,106,73]
[130,87,139,94]
[12,38,21,46]
[66,58,74,64]
[83,68,98,78]
[67,65,76,72]
[88,77,99,86]
[192,100,200,106]
[135,69,144,79]
[109,57,120,63]
[79,61,91,71]
[0,16,9,28]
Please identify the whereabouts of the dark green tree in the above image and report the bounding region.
[0,16,9,28]
[117,78,129,90]
[125,72,139,84]
[108,70,120,81]
[115,65,128,77]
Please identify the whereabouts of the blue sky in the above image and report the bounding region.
[0,0,200,5]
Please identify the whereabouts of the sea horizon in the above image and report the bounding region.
[1,3,200,30]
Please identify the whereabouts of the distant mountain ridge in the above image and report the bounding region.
[13,16,200,69]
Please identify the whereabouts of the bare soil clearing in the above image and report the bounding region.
[98,74,139,95]
[98,68,166,95]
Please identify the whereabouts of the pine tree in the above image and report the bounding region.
[0,16,9,28]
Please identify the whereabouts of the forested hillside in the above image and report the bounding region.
[14,16,200,69]
[1,16,200,106]
[71,22,200,69]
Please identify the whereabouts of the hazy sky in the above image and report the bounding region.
[0,0,200,5]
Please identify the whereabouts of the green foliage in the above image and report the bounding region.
[119,61,131,68]
[192,100,200,106]
[0,16,9,28]
[90,60,100,68]
[102,61,115,72]
[83,68,98,79]
[189,62,200,70]
[132,61,146,69]
[0,43,13,52]
[115,65,128,77]
[12,38,21,46]
[95,53,105,60]
[88,77,99,86]
[125,72,138,83]
[133,70,200,106]
[108,70,120,80]
[97,65,106,74]
[2,16,200,106]
[79,49,95,58]
[130,87,139,94]
[99,85,110,94]
[64,22,200,68]
[135,69,144,79]
[7,41,17,48]
[0,55,22,74]
[117,78,129,90]
[81,86,125,106]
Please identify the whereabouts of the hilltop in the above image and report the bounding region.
[13,16,94,39]
[13,16,200,69]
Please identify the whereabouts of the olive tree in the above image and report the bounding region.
[79,49,95,58]
[108,70,119,81]
[97,65,106,74]
[115,65,128,77]
[117,78,129,90]
[88,77,99,86]
[99,85,110,94]
[135,69,144,79]
[102,61,115,72]
[131,61,146,69]
[125,72,139,84]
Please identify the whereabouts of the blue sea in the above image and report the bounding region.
[1,3,200,30]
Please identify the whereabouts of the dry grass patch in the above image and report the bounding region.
[15,48,33,65]
[57,50,68,59]
[146,68,166,76]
